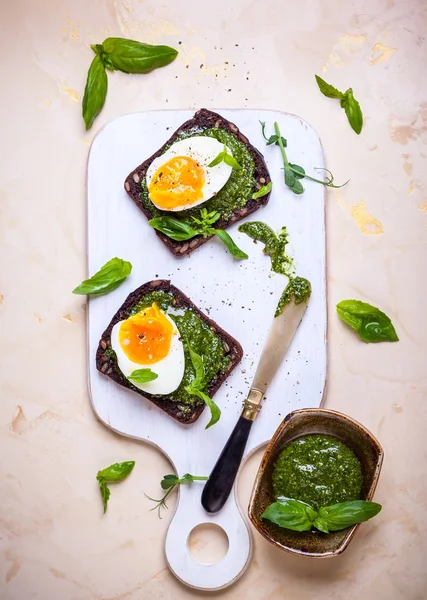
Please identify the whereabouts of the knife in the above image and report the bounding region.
[201,277,311,514]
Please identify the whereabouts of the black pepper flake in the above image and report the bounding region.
[228,89,232,92]
[178,41,182,44]
[200,64,204,68]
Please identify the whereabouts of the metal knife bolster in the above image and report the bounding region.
[241,388,264,421]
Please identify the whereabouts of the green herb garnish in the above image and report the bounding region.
[128,368,158,383]
[149,209,248,260]
[337,299,399,343]
[315,75,363,135]
[208,144,242,170]
[83,38,178,129]
[260,121,348,195]
[72,257,132,296]
[261,497,382,533]
[184,343,221,429]
[96,461,135,513]
[146,473,208,517]
[252,181,272,199]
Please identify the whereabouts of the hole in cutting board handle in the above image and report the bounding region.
[187,523,229,565]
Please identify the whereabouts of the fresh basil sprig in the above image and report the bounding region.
[149,209,248,260]
[72,257,132,296]
[208,144,242,170]
[82,38,178,130]
[315,75,363,135]
[96,461,135,513]
[128,368,158,383]
[261,497,382,533]
[184,344,221,429]
[82,55,108,131]
[337,299,399,343]
[92,38,178,74]
[146,473,208,517]
[252,182,272,199]
[261,122,349,195]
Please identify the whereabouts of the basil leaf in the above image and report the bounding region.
[207,153,224,168]
[187,345,205,389]
[289,164,305,179]
[97,461,135,482]
[261,498,318,532]
[128,368,158,383]
[336,300,399,343]
[315,75,344,99]
[72,257,132,296]
[101,38,178,74]
[82,55,108,131]
[148,217,198,241]
[98,478,111,514]
[252,182,272,199]
[314,500,382,532]
[191,388,221,429]
[214,229,248,259]
[161,474,179,490]
[341,89,363,134]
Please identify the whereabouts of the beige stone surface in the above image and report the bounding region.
[1,0,426,598]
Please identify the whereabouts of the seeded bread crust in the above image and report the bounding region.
[124,108,272,257]
[96,279,243,425]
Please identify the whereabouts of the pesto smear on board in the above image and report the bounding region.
[272,435,363,510]
[237,221,295,277]
[107,290,230,411]
[140,128,256,223]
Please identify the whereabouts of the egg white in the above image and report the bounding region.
[146,136,233,212]
[111,312,185,395]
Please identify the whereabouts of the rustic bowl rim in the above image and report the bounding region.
[248,407,384,558]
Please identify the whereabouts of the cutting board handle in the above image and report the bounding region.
[165,482,252,590]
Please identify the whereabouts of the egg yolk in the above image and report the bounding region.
[148,156,206,209]
[119,303,175,365]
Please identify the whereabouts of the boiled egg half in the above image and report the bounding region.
[146,136,233,212]
[111,303,185,395]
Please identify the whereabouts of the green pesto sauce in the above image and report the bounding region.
[237,221,295,277]
[107,290,231,408]
[275,277,312,317]
[272,435,363,510]
[140,128,256,223]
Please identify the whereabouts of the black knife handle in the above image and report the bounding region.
[201,416,253,514]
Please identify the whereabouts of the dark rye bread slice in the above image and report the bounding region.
[124,108,272,257]
[96,279,243,425]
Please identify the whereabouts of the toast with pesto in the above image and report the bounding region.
[96,279,243,424]
[124,108,272,256]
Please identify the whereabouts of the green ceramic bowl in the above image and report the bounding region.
[248,408,383,557]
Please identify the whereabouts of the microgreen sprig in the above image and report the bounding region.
[146,473,208,517]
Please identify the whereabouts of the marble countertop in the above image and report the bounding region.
[1,0,426,598]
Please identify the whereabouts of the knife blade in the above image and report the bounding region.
[201,277,311,514]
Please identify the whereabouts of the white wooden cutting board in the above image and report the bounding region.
[86,109,326,591]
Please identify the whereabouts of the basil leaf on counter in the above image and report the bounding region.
[261,498,318,532]
[252,182,272,199]
[315,75,344,99]
[315,75,363,134]
[340,89,363,135]
[214,229,248,259]
[148,217,199,241]
[128,369,158,383]
[314,500,382,533]
[82,55,108,130]
[185,343,221,429]
[208,144,242,170]
[100,38,178,74]
[72,257,132,296]
[336,299,399,343]
[96,461,135,513]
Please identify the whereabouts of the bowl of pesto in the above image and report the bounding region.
[248,408,383,557]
